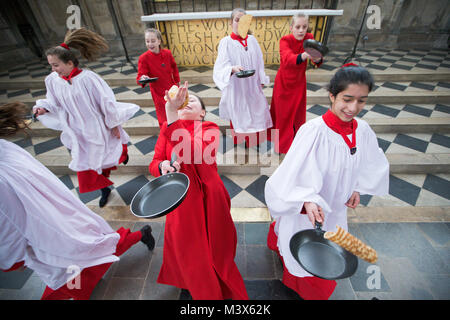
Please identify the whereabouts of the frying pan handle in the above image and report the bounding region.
[170,151,178,171]
[315,221,323,231]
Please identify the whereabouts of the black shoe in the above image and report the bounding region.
[140,225,155,251]
[180,289,192,300]
[99,187,111,207]
[123,154,129,165]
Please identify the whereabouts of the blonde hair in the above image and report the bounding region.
[145,28,162,41]
[231,8,246,20]
[45,28,109,65]
[0,102,30,137]
[145,28,163,49]
[291,13,309,26]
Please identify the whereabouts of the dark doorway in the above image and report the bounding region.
[1,0,44,58]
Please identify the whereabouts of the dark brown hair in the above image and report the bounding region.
[45,28,109,66]
[0,102,30,137]
[189,93,206,120]
[326,65,374,97]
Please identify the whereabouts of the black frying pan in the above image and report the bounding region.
[303,39,329,60]
[235,69,255,78]
[130,152,190,219]
[289,222,358,280]
[139,77,158,86]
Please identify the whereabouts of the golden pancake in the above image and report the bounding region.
[164,85,189,110]
[238,14,253,39]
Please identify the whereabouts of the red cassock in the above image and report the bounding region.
[3,228,143,300]
[149,120,248,300]
[269,33,322,154]
[39,227,142,300]
[137,49,180,127]
[77,143,128,193]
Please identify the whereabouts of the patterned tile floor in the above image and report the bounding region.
[5,126,450,209]
[1,42,449,86]
[1,47,449,81]
[2,81,450,104]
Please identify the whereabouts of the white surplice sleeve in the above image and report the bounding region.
[0,140,121,289]
[265,121,332,219]
[355,121,390,196]
[33,74,61,114]
[213,37,233,91]
[33,73,63,131]
[250,36,270,86]
[85,71,139,129]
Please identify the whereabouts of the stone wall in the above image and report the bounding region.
[328,0,450,51]
[0,0,448,70]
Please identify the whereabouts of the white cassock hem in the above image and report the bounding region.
[33,70,139,174]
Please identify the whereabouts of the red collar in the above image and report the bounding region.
[61,67,82,83]
[230,32,248,48]
[322,110,358,154]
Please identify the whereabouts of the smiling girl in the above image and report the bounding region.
[137,28,180,127]
[269,13,323,154]
[33,28,139,208]
[265,64,389,300]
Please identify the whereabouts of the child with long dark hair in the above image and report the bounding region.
[265,64,389,300]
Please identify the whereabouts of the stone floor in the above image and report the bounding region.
[1,220,449,300]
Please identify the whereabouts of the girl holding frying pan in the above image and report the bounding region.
[137,28,180,128]
[213,8,272,147]
[148,82,248,300]
[269,13,323,154]
[265,65,389,299]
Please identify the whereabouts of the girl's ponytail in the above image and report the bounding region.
[45,28,109,66]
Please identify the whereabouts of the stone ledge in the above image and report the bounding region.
[88,205,450,224]
[35,153,450,175]
[11,90,450,108]
[21,116,450,138]
[1,70,449,89]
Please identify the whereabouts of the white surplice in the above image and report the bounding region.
[0,140,120,290]
[213,35,272,133]
[33,70,139,174]
[265,117,389,277]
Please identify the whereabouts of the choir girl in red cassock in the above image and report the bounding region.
[265,65,389,299]
[33,28,139,208]
[148,82,248,300]
[0,102,155,300]
[137,28,180,128]
[269,13,323,154]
